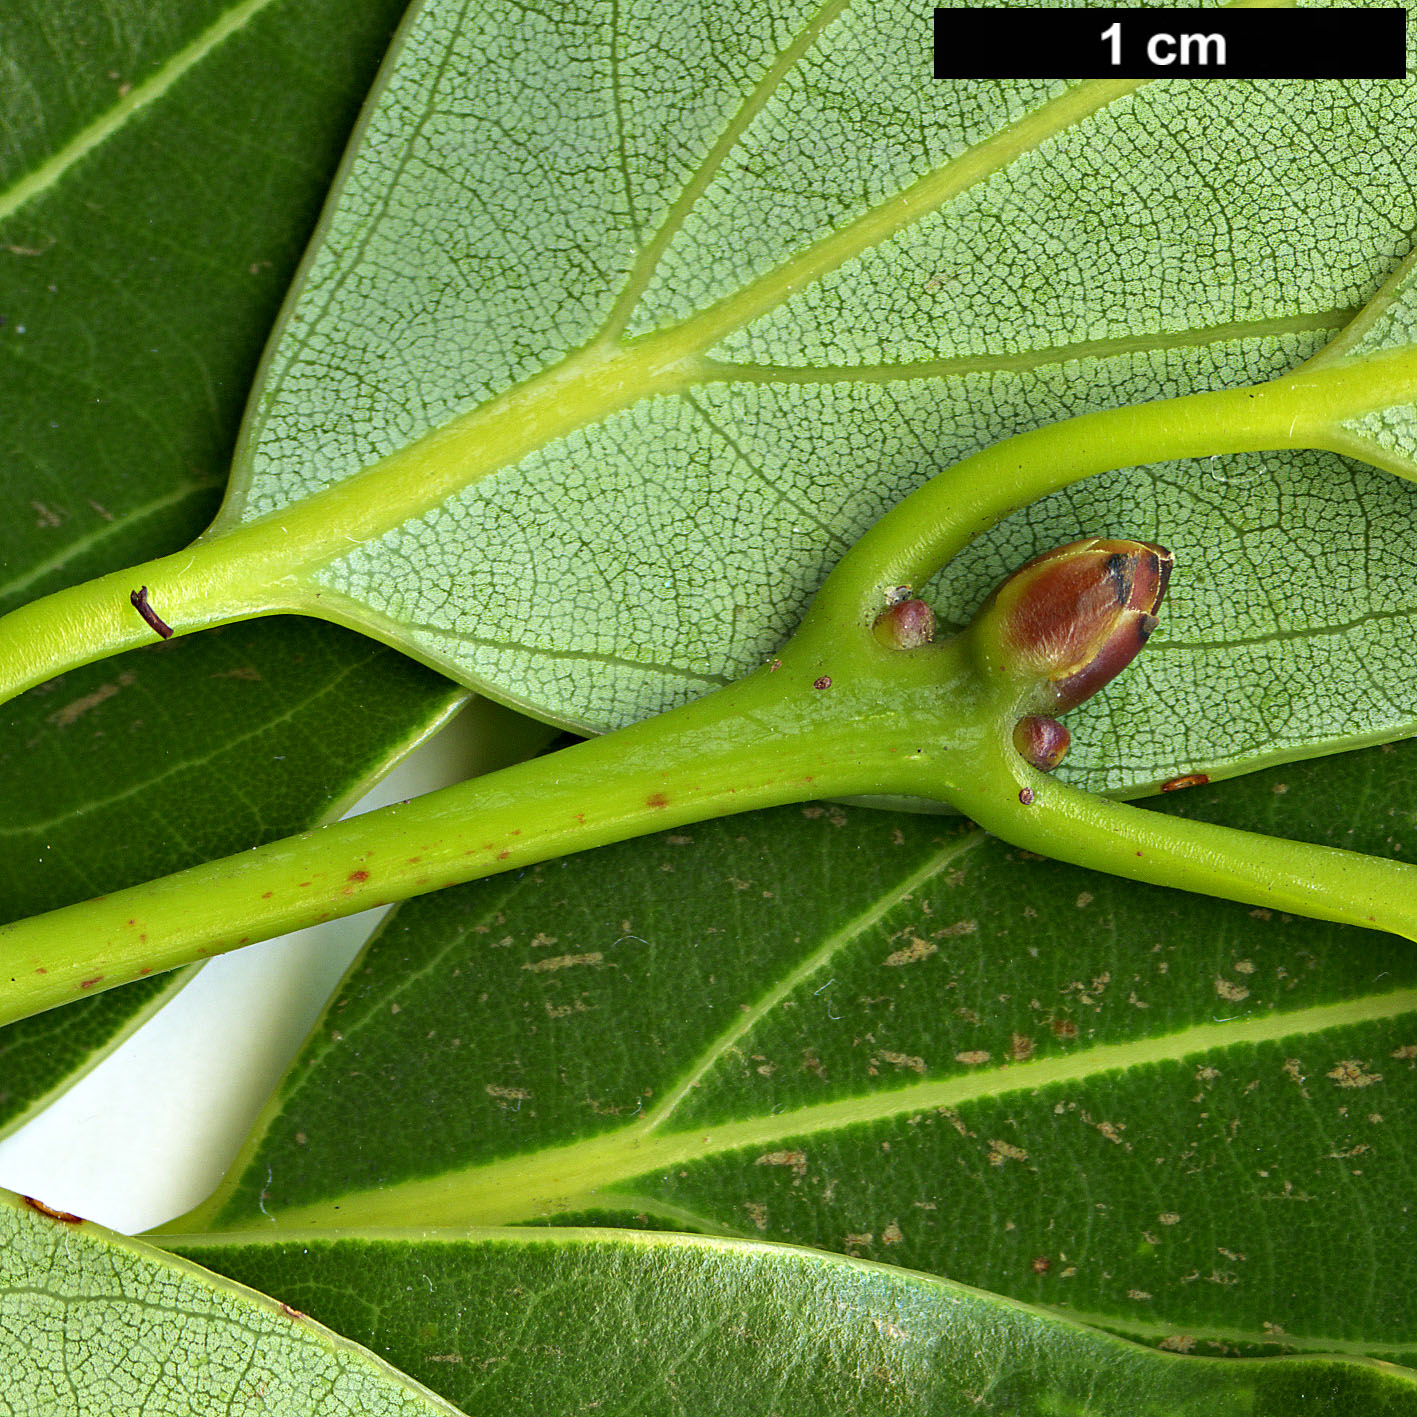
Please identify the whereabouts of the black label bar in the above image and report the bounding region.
[933,8,1407,79]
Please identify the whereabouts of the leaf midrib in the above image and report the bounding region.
[212,73,1150,574]
[256,984,1417,1230]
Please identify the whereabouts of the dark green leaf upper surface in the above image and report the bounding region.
[200,735,1417,1365]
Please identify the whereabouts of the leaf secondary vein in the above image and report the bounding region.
[0,478,221,608]
[0,0,283,224]
[661,77,1142,356]
[255,985,1417,1230]
[697,309,1356,387]
[600,0,855,336]
[641,830,985,1131]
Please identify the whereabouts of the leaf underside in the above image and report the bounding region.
[219,0,1417,793]
[0,1193,462,1415]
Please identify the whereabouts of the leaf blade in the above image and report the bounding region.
[0,1191,468,1415]
[212,0,1417,790]
[187,735,1417,1361]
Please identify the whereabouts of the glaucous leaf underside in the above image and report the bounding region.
[215,0,1417,793]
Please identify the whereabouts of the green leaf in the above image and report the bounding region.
[0,1190,466,1414]
[173,1227,1417,1416]
[205,2,1417,791]
[185,734,1417,1364]
[0,0,462,1128]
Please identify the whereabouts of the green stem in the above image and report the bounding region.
[936,729,1417,944]
[810,346,1417,624]
[7,344,1417,1024]
[0,631,978,1026]
[0,510,326,703]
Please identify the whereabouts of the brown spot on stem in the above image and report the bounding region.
[79,976,103,989]
[1161,773,1210,792]
[23,1196,82,1224]
[348,870,370,883]
[646,792,669,809]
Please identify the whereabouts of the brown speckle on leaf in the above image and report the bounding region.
[522,951,603,973]
[1327,1059,1382,1089]
[755,1149,807,1176]
[988,1139,1028,1166]
[883,935,936,967]
[46,671,136,729]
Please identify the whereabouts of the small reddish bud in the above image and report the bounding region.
[872,597,936,649]
[1013,715,1070,771]
[977,538,1172,712]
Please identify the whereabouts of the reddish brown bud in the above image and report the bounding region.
[872,597,936,649]
[1013,715,1071,771]
[980,538,1171,712]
